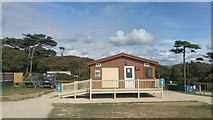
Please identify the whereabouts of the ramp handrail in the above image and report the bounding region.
[59,79,90,98]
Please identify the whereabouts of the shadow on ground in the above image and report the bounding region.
[67,93,155,99]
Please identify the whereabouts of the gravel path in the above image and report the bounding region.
[161,90,212,104]
[65,90,212,104]
[2,90,212,118]
[2,92,67,118]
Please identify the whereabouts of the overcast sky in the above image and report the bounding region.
[2,2,212,65]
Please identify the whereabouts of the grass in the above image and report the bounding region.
[49,102,212,118]
[2,86,54,96]
[1,86,54,101]
[191,105,213,110]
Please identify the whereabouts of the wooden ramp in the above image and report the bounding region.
[59,80,90,98]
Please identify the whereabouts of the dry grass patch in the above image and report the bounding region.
[49,101,212,118]
[1,86,53,101]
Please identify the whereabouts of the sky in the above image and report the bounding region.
[2,2,212,65]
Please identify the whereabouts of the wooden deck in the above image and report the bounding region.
[59,79,163,99]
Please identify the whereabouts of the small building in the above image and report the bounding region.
[1,72,23,86]
[47,71,71,75]
[88,53,158,89]
[58,53,162,99]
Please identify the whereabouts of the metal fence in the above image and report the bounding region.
[1,73,14,86]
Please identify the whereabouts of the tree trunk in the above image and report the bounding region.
[25,45,31,78]
[29,45,35,74]
[61,51,63,57]
[183,46,186,91]
[60,49,64,57]
[186,63,190,87]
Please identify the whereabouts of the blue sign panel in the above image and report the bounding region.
[56,84,62,92]
[186,85,194,92]
[159,78,165,87]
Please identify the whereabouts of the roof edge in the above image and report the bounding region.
[87,52,158,66]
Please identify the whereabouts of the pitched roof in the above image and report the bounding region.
[87,52,158,66]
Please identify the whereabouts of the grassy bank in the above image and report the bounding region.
[1,86,54,101]
[2,86,53,96]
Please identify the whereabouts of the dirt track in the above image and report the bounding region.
[2,92,64,118]
[2,90,212,118]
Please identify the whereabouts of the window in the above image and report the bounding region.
[96,63,101,67]
[144,63,149,66]
[145,68,152,78]
[95,70,101,77]
[126,68,132,78]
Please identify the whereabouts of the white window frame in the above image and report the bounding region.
[95,70,101,77]
[144,63,149,66]
[96,63,101,67]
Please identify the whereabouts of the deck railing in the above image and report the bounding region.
[91,79,160,90]
[59,79,162,99]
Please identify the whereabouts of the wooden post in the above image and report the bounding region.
[74,81,77,99]
[137,79,140,98]
[90,79,92,100]
[161,86,163,99]
[114,79,116,99]
[58,92,61,98]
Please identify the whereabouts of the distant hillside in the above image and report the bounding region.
[2,46,94,80]
[36,56,93,80]
[3,47,212,83]
[2,47,29,72]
